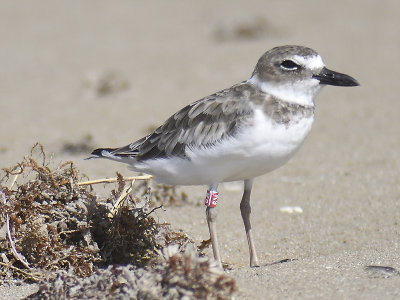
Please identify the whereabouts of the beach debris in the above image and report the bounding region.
[0,144,191,281]
[76,174,153,186]
[279,206,303,214]
[154,245,236,299]
[0,144,101,281]
[79,174,188,207]
[198,239,212,257]
[365,265,400,278]
[0,145,236,299]
[1,188,31,271]
[27,246,236,300]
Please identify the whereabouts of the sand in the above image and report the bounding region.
[1,0,400,299]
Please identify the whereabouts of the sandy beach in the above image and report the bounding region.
[1,0,400,298]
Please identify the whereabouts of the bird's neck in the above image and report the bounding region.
[248,76,321,107]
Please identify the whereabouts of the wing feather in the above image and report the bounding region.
[110,81,268,161]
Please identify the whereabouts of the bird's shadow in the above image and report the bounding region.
[262,258,298,267]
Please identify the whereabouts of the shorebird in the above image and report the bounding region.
[90,45,359,268]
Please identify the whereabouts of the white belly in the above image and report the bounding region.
[133,110,314,186]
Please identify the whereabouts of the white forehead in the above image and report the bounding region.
[292,55,325,70]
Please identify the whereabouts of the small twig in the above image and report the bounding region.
[9,174,19,189]
[77,175,152,186]
[108,179,136,219]
[144,205,163,218]
[58,229,80,235]
[1,189,31,270]
[0,261,41,281]
[30,142,46,166]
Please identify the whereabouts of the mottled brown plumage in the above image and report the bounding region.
[108,81,314,161]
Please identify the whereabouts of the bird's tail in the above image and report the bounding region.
[86,148,120,161]
[86,146,139,166]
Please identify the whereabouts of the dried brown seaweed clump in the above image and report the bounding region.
[0,144,195,283]
[90,191,162,266]
[0,145,101,280]
[155,246,237,299]
[87,172,193,266]
[27,246,237,300]
[0,145,237,299]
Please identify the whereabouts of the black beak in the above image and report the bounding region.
[313,67,359,87]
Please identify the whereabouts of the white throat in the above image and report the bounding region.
[248,76,322,106]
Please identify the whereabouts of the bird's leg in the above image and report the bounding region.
[205,184,222,269]
[240,179,260,267]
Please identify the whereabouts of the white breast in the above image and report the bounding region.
[132,109,314,186]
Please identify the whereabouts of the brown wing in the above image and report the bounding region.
[111,82,265,161]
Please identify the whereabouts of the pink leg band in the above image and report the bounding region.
[205,190,219,207]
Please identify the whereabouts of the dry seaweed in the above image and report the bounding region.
[156,246,237,299]
[0,144,236,299]
[0,144,100,280]
[78,174,188,207]
[0,144,191,281]
[27,246,236,300]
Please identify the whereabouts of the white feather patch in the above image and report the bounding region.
[248,76,322,106]
[132,109,314,186]
[293,55,325,70]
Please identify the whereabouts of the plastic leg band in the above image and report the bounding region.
[205,190,219,207]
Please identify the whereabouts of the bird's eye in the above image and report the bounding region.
[280,60,299,70]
